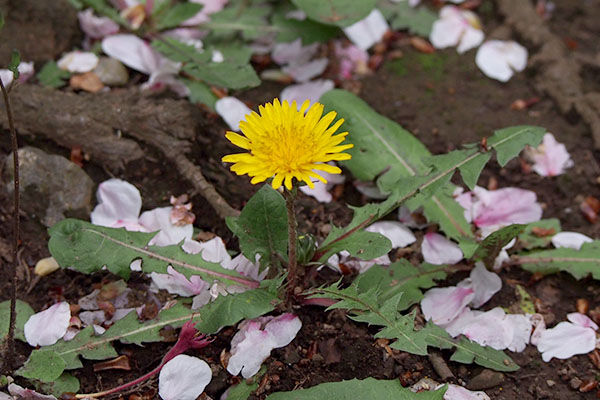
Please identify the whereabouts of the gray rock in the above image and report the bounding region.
[3,147,94,227]
[93,57,129,86]
[467,369,505,391]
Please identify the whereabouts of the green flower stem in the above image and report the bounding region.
[283,188,298,303]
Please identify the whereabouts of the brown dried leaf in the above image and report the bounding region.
[531,226,556,237]
[410,37,435,54]
[70,72,104,93]
[93,355,131,372]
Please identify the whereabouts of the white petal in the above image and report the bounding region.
[567,312,599,330]
[506,314,533,352]
[280,80,334,108]
[102,34,159,75]
[183,237,232,265]
[461,308,513,350]
[57,51,99,73]
[91,178,142,227]
[150,266,208,296]
[551,231,593,250]
[531,133,574,177]
[443,384,490,400]
[215,97,252,132]
[422,233,463,265]
[343,9,389,50]
[457,26,484,54]
[458,263,501,308]
[475,40,528,82]
[537,321,596,361]
[78,9,120,39]
[354,181,388,199]
[443,307,478,337]
[366,221,416,249]
[421,286,474,325]
[159,355,212,400]
[283,58,328,82]
[430,17,463,49]
[264,313,302,348]
[139,207,193,246]
[227,254,265,281]
[272,39,318,66]
[8,384,57,400]
[24,302,71,346]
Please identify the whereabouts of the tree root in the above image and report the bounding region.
[0,85,240,218]
[497,0,600,149]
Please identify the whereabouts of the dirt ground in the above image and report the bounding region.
[1,0,600,399]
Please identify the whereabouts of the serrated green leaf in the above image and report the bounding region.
[271,10,339,43]
[205,5,273,40]
[226,185,288,268]
[33,372,80,397]
[155,3,203,30]
[267,378,446,399]
[8,50,20,80]
[0,300,34,343]
[183,61,260,89]
[380,1,436,36]
[316,228,391,263]
[181,78,218,109]
[487,125,546,167]
[37,61,71,88]
[290,0,377,27]
[354,261,447,311]
[518,219,561,250]
[16,350,66,382]
[459,152,491,190]
[152,37,211,63]
[48,218,259,288]
[471,224,525,268]
[516,241,600,279]
[21,288,276,381]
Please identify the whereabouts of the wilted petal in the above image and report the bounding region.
[366,221,416,249]
[461,308,513,350]
[280,80,335,107]
[139,207,193,246]
[91,178,142,227]
[537,321,596,361]
[24,302,71,346]
[421,286,474,325]
[530,133,573,177]
[422,233,463,265]
[8,384,57,400]
[102,34,159,75]
[551,231,593,250]
[57,51,99,73]
[215,96,252,132]
[150,266,208,297]
[443,384,490,400]
[567,312,599,330]
[78,9,120,39]
[458,263,501,308]
[475,40,528,82]
[159,354,212,400]
[343,9,389,50]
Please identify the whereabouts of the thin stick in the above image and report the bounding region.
[283,189,298,304]
[0,78,19,374]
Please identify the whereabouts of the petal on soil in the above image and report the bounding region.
[421,286,474,325]
[139,206,194,246]
[422,233,463,265]
[334,41,369,79]
[567,312,599,330]
[443,384,490,400]
[551,231,593,250]
[475,40,528,82]
[506,313,533,352]
[24,302,71,347]
[57,51,99,73]
[530,133,574,177]
[365,221,416,249]
[537,321,597,361]
[227,314,301,378]
[272,39,318,66]
[182,237,232,265]
[8,384,57,400]
[460,308,514,350]
[280,80,335,108]
[78,9,120,39]
[102,34,159,75]
[282,58,328,82]
[158,354,212,400]
[443,307,478,337]
[150,266,209,297]
[227,253,266,281]
[215,96,252,131]
[457,263,502,308]
[343,9,389,50]
[430,6,483,53]
[91,178,142,227]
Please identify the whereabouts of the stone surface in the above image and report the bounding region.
[2,147,94,227]
[466,369,505,391]
[93,57,129,86]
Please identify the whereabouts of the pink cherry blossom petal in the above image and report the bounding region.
[57,51,99,73]
[537,321,596,362]
[78,9,120,39]
[443,384,490,400]
[280,80,335,108]
[182,237,232,264]
[458,263,501,308]
[430,6,483,53]
[343,9,389,50]
[182,0,228,26]
[215,97,252,132]
[102,34,159,75]
[91,179,142,227]
[475,40,528,82]
[8,384,57,400]
[460,308,514,350]
[421,286,474,325]
[443,307,478,337]
[422,233,463,265]
[551,231,593,250]
[264,313,303,348]
[567,312,599,330]
[282,58,328,82]
[24,302,71,347]
[139,207,194,246]
[365,221,416,249]
[530,133,573,177]
[158,354,212,400]
[150,266,209,297]
[506,314,533,352]
[272,39,318,66]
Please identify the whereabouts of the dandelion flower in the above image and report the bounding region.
[222,99,353,190]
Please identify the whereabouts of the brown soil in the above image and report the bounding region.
[1,0,599,399]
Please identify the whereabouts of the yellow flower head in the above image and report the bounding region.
[222,99,353,190]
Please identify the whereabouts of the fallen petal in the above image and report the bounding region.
[139,206,194,246]
[151,266,209,297]
[91,179,143,228]
[78,8,120,39]
[505,313,533,352]
[537,321,596,361]
[343,9,389,50]
[24,302,71,347]
[282,58,328,82]
[159,354,212,400]
[530,133,573,177]
[421,286,474,325]
[365,221,416,249]
[461,308,513,350]
[443,384,490,400]
[102,34,159,75]
[567,312,599,330]
[422,233,463,265]
[280,80,335,108]
[458,263,501,308]
[57,51,99,73]
[264,313,303,348]
[475,40,528,82]
[215,97,252,132]
[8,384,57,400]
[551,231,593,250]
